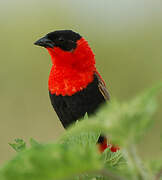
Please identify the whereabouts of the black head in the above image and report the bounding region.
[34,30,82,51]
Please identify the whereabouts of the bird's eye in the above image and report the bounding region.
[58,37,64,42]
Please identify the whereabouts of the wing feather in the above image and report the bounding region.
[95,71,110,101]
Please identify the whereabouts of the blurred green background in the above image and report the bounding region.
[0,0,162,164]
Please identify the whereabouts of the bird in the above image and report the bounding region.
[34,30,112,152]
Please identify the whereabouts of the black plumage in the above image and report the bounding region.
[49,73,109,128]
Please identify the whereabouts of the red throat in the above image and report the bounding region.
[47,38,96,96]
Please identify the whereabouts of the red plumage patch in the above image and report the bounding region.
[98,137,120,153]
[110,145,120,152]
[47,38,96,96]
[98,139,108,153]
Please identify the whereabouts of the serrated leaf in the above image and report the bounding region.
[84,112,89,120]
[1,83,161,180]
[29,138,40,147]
[0,142,102,180]
[62,131,100,148]
[61,83,162,147]
[102,148,126,167]
[9,139,26,152]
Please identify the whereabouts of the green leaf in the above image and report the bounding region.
[84,112,89,120]
[9,139,26,152]
[102,148,126,168]
[104,83,161,145]
[62,131,100,148]
[29,138,40,147]
[0,142,102,180]
[1,83,161,180]
[61,83,162,147]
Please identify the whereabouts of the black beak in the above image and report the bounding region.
[34,36,55,48]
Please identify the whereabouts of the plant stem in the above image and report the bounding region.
[124,144,149,180]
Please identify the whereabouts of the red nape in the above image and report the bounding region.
[47,38,96,96]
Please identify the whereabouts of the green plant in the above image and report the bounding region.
[0,83,162,180]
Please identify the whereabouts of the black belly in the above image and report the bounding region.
[49,74,106,128]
